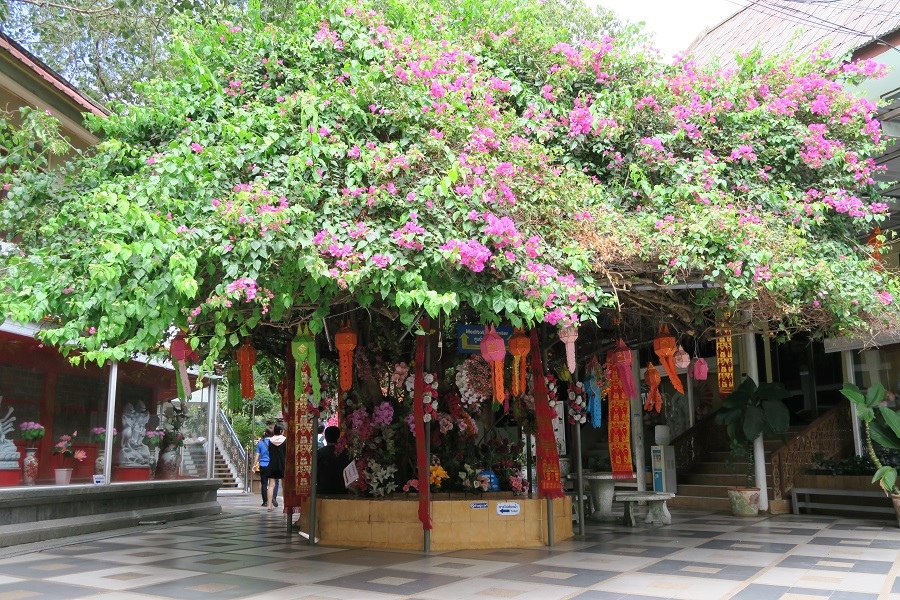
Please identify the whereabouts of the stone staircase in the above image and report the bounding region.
[670,428,802,511]
[178,442,240,488]
[214,446,240,489]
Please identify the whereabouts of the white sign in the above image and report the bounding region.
[343,461,359,487]
[470,502,488,509]
[496,502,520,516]
[92,475,106,485]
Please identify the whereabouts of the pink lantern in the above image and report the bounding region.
[558,326,578,376]
[692,357,709,380]
[480,326,506,406]
[674,345,690,369]
[613,339,637,400]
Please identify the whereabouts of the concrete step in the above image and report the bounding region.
[675,483,731,498]
[669,495,732,511]
[679,473,749,487]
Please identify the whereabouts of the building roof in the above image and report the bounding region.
[687,0,900,68]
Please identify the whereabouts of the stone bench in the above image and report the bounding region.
[615,491,675,527]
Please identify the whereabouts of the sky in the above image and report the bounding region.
[589,0,744,57]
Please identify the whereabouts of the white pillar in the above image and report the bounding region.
[103,361,118,484]
[743,332,769,511]
[631,351,646,492]
[842,351,863,456]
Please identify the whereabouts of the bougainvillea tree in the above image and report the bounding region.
[0,0,897,369]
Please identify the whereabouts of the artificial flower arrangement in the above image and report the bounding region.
[90,427,118,444]
[508,468,529,496]
[566,381,588,425]
[459,464,491,492]
[18,421,45,446]
[363,459,398,497]
[429,463,449,490]
[143,430,164,447]
[52,432,87,467]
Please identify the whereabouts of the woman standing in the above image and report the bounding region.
[253,424,279,508]
[265,424,287,512]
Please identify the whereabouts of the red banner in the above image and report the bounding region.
[607,350,633,481]
[529,329,564,499]
[296,364,315,500]
[413,319,432,530]
[282,343,300,515]
[716,324,734,398]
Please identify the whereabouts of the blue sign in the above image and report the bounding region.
[456,324,514,354]
[470,502,488,509]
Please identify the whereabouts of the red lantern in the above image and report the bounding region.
[235,340,257,399]
[335,322,357,392]
[558,326,578,376]
[644,362,662,413]
[613,339,637,400]
[480,325,506,406]
[653,324,685,394]
[508,328,530,397]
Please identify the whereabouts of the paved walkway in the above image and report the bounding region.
[1,491,900,599]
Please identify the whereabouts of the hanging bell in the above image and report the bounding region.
[508,328,530,396]
[558,326,578,376]
[335,322,357,392]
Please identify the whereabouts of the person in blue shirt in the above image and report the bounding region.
[253,424,279,508]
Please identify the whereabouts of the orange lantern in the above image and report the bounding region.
[868,227,883,270]
[335,322,357,392]
[558,326,578,376]
[508,328,530,396]
[653,324,685,394]
[480,325,506,407]
[644,362,662,413]
[235,340,257,399]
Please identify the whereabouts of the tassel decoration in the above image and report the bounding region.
[508,328,530,396]
[235,340,257,399]
[644,362,662,413]
[335,322,357,392]
[480,325,506,408]
[613,338,637,400]
[559,326,579,376]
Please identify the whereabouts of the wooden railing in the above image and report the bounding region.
[769,400,855,500]
[672,412,730,472]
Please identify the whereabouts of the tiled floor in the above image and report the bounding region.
[1,492,900,599]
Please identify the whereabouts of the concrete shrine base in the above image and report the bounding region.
[301,494,572,551]
[0,479,222,547]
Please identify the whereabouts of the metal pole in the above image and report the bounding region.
[206,378,218,480]
[248,399,256,494]
[631,351,646,492]
[424,327,432,554]
[573,422,585,535]
[526,433,534,497]
[103,361,118,485]
[546,497,555,546]
[309,413,318,544]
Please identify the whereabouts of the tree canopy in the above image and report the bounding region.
[0,0,897,370]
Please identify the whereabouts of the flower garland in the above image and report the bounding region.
[566,380,588,424]
[543,371,559,409]
[405,371,438,422]
[455,355,491,409]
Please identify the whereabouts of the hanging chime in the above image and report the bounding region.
[235,339,256,399]
[613,338,638,400]
[508,328,530,397]
[644,362,662,413]
[480,325,506,408]
[558,326,578,376]
[653,324,685,394]
[169,332,193,400]
[335,322,357,392]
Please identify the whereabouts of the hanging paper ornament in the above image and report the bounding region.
[674,345,690,370]
[168,332,194,400]
[868,227,884,270]
[585,372,602,428]
[235,339,257,399]
[613,339,637,400]
[480,325,506,407]
[508,328,530,397]
[644,362,662,413]
[292,324,321,413]
[559,326,579,376]
[716,320,734,397]
[226,363,242,412]
[653,325,685,394]
[335,322,357,392]
[692,357,709,380]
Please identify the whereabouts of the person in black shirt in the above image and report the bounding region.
[317,426,350,494]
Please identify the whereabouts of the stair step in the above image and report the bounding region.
[679,473,750,487]
[669,495,732,511]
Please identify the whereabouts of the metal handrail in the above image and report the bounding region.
[215,406,247,488]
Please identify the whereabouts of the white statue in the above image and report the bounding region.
[118,401,150,466]
[0,396,20,468]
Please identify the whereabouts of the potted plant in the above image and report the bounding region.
[839,382,900,524]
[715,377,791,516]
[18,421,45,485]
[51,432,87,484]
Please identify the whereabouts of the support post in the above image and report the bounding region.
[206,378,218,479]
[744,331,769,512]
[526,432,534,497]
[424,329,432,554]
[308,413,318,544]
[102,361,118,485]
[842,350,863,456]
[248,399,256,493]
[631,351,646,492]
[573,420,585,535]
[546,497,554,546]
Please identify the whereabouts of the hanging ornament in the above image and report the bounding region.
[644,362,662,413]
[653,325,685,394]
[613,338,637,400]
[292,324,321,412]
[480,325,506,408]
[585,371,602,429]
[692,357,709,380]
[168,332,193,400]
[674,345,691,370]
[716,318,734,397]
[226,363,242,412]
[235,339,257,399]
[508,328,530,397]
[868,227,884,271]
[559,326,579,377]
[335,322,357,392]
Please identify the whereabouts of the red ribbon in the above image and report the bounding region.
[529,329,564,499]
[413,318,432,530]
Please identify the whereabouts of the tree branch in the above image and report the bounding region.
[13,0,117,16]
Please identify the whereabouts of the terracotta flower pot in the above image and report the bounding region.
[727,487,760,516]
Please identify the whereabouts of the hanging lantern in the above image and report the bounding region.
[335,322,357,392]
[235,339,257,399]
[508,328,530,397]
[653,325,685,394]
[674,345,690,370]
[868,227,884,270]
[226,363,242,412]
[292,324,320,410]
[480,325,506,407]
[613,338,637,400]
[169,332,193,400]
[644,362,662,413]
[558,326,578,376]
[692,357,709,380]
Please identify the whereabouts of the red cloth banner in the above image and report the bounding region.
[296,363,315,500]
[606,350,633,481]
[716,322,734,398]
[529,329,564,499]
[413,318,432,530]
